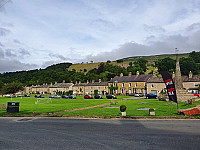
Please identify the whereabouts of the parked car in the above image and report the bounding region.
[17,95,22,97]
[39,95,45,98]
[194,94,200,97]
[5,94,11,97]
[34,95,40,98]
[69,95,76,99]
[49,95,54,98]
[24,94,30,97]
[54,95,61,98]
[84,95,93,99]
[94,95,103,99]
[62,95,68,99]
[134,93,144,97]
[146,93,158,99]
[106,94,117,99]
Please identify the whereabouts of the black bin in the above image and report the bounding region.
[7,102,20,113]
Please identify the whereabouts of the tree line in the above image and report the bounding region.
[0,51,200,94]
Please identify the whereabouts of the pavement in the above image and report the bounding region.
[0,118,200,150]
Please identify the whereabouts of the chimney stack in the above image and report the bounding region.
[92,80,94,83]
[136,71,140,76]
[62,80,65,83]
[129,72,132,76]
[189,71,193,79]
[172,72,175,79]
[87,80,89,84]
[120,73,123,77]
[99,79,101,83]
[79,81,81,84]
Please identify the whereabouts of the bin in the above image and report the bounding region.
[7,102,19,113]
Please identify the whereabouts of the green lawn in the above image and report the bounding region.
[0,96,199,117]
[56,99,200,117]
[0,97,110,116]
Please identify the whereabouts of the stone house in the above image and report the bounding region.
[72,82,88,95]
[108,72,153,95]
[146,71,200,95]
[49,82,73,95]
[27,84,50,94]
[84,79,108,95]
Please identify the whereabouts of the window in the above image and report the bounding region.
[129,83,131,87]
[135,83,137,87]
[151,84,154,88]
[122,83,124,87]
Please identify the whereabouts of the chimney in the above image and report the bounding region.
[129,72,132,76]
[79,81,81,84]
[75,81,77,84]
[92,80,94,83]
[136,71,140,76]
[55,81,57,84]
[172,72,175,79]
[120,73,123,77]
[50,82,53,86]
[189,71,193,79]
[87,80,89,84]
[62,80,65,83]
[99,79,101,83]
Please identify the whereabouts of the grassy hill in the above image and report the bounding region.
[68,53,189,73]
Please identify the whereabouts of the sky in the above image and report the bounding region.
[0,0,200,73]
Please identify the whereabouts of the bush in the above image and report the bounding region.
[120,105,127,112]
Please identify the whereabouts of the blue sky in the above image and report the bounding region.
[0,0,200,72]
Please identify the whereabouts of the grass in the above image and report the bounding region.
[56,98,200,117]
[0,97,110,116]
[0,96,199,117]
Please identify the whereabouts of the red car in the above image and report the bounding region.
[84,95,93,99]
[194,94,200,97]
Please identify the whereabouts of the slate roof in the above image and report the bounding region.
[49,83,73,88]
[87,82,108,86]
[32,84,50,88]
[73,83,88,87]
[147,75,200,83]
[109,74,153,83]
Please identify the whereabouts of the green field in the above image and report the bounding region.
[0,96,199,117]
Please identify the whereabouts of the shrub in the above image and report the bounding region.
[120,105,127,112]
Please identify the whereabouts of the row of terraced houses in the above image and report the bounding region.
[24,71,200,96]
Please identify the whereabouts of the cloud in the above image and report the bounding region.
[48,53,66,61]
[5,49,17,57]
[0,59,38,73]
[0,48,4,58]
[0,27,10,36]
[13,39,21,44]
[19,48,30,56]
[0,42,4,47]
[84,29,200,62]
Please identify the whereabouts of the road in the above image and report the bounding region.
[0,118,200,150]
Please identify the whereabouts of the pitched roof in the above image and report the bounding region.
[87,82,108,86]
[73,83,88,87]
[50,83,73,88]
[147,75,200,83]
[109,74,153,83]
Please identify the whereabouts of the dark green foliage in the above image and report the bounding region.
[189,51,200,63]
[109,85,118,94]
[134,58,148,72]
[94,90,98,95]
[155,57,176,74]
[2,82,24,94]
[97,62,105,74]
[180,57,199,75]
[129,62,133,66]
[116,59,123,63]
[120,105,127,112]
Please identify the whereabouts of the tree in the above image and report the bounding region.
[109,85,118,94]
[180,57,199,75]
[2,82,24,94]
[129,62,133,67]
[134,58,148,72]
[155,57,176,74]
[189,51,200,63]
[97,62,105,74]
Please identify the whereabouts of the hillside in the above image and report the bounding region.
[68,53,189,73]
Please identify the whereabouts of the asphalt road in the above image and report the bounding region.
[0,118,200,150]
